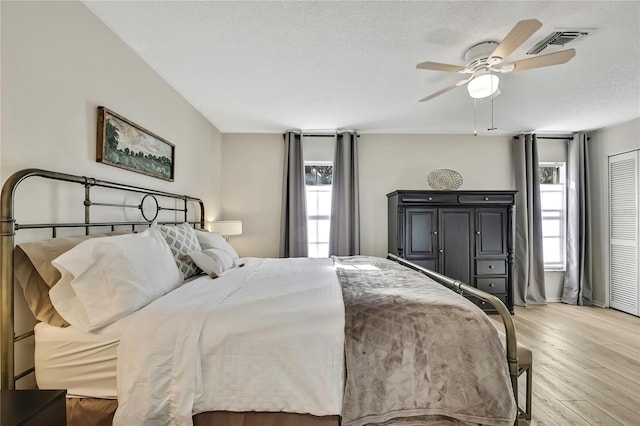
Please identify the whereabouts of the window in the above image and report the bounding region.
[539,162,566,270]
[305,163,332,257]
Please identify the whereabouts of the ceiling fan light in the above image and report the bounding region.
[467,74,500,99]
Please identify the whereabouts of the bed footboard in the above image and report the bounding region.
[386,253,519,411]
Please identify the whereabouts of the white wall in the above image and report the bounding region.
[1,1,222,220]
[221,134,283,257]
[588,118,640,307]
[359,134,514,257]
[1,1,222,386]
[303,136,335,162]
[0,2,3,185]
[222,133,515,258]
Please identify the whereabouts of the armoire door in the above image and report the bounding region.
[476,208,507,257]
[609,150,639,316]
[439,209,473,284]
[404,208,438,270]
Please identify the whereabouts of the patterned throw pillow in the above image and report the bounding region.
[157,223,202,280]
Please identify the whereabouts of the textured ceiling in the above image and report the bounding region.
[84,1,640,135]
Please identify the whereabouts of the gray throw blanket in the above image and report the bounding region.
[334,256,517,426]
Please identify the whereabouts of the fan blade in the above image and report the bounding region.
[509,48,576,72]
[419,77,471,102]
[490,19,542,62]
[416,61,465,72]
[419,85,459,102]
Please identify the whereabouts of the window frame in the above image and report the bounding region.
[539,161,567,271]
[305,161,333,258]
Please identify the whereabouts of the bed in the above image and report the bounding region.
[0,168,520,426]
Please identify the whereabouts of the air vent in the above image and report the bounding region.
[527,31,589,55]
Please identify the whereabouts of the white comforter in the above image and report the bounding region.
[113,257,345,426]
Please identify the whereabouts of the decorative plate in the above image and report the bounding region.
[427,169,463,190]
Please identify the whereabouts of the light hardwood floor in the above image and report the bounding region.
[491,303,640,426]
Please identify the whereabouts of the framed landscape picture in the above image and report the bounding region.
[97,107,175,181]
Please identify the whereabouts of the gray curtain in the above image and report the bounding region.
[329,131,360,256]
[280,130,308,257]
[562,133,592,305]
[513,134,546,305]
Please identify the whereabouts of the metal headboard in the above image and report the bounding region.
[0,168,206,389]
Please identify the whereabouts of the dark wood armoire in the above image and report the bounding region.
[387,190,516,313]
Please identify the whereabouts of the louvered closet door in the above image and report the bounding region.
[609,150,639,316]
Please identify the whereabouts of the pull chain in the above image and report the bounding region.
[488,74,497,131]
[473,99,478,136]
[488,97,497,131]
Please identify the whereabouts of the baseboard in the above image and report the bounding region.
[544,298,607,306]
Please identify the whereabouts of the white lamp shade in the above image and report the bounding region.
[209,220,242,236]
[467,74,500,99]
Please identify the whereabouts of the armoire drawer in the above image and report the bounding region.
[476,259,506,275]
[458,194,514,204]
[469,293,508,310]
[400,193,459,204]
[476,277,506,293]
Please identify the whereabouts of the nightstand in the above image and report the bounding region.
[0,389,66,426]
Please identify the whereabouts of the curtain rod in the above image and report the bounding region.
[285,129,359,137]
[513,135,574,140]
[303,133,361,138]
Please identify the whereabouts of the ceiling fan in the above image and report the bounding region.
[417,19,576,102]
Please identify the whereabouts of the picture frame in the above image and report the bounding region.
[97,106,175,181]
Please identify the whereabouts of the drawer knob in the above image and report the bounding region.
[428,196,433,201]
[476,231,481,235]
[488,265,494,269]
[489,283,495,287]
[484,197,489,201]
[433,231,438,235]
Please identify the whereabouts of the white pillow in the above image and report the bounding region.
[195,230,239,259]
[52,233,138,277]
[49,227,180,331]
[188,248,235,277]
